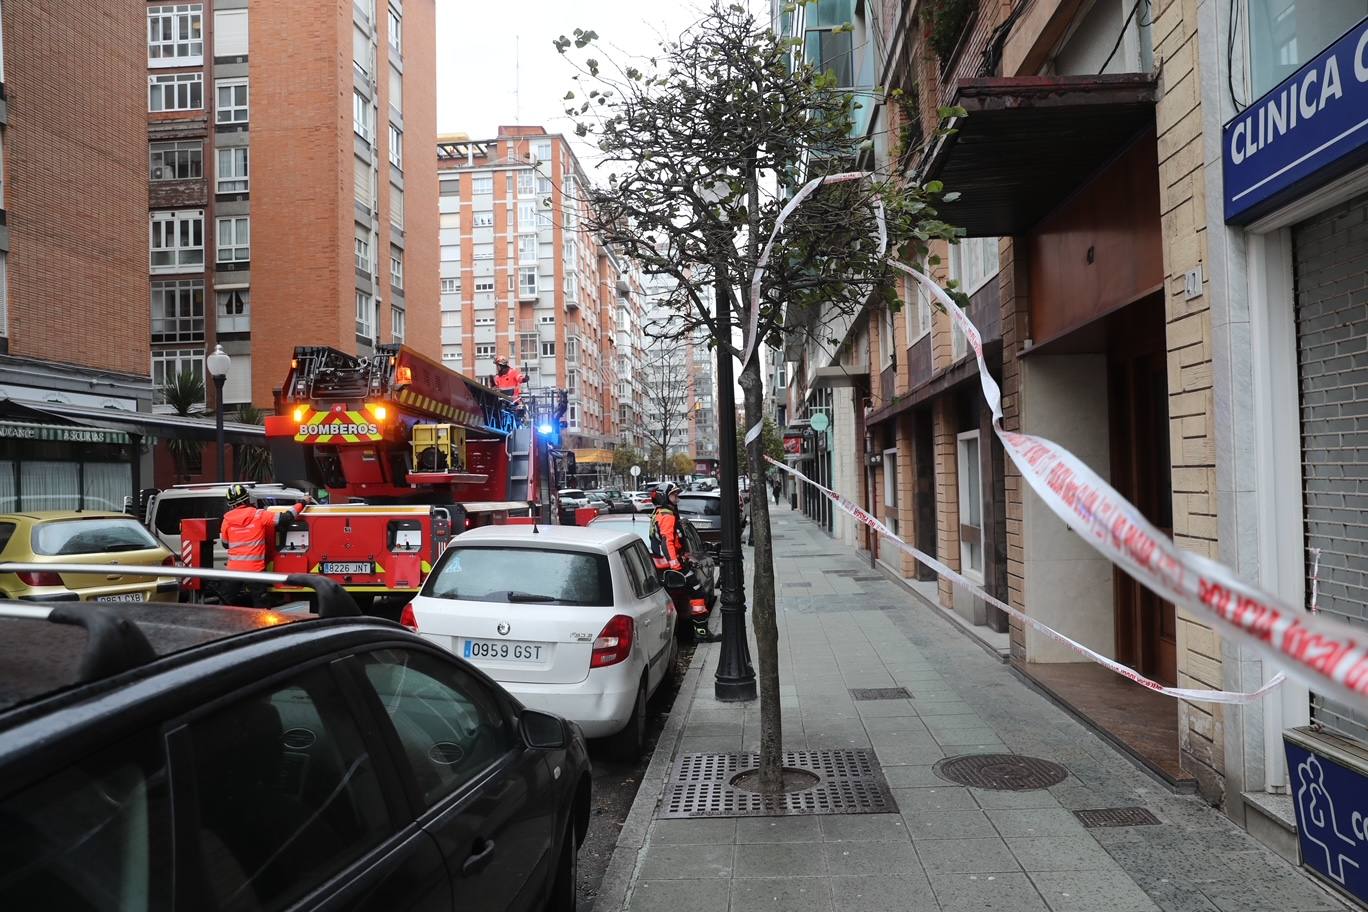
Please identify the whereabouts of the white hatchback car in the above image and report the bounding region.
[404,524,677,756]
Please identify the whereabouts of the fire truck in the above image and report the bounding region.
[182,344,571,605]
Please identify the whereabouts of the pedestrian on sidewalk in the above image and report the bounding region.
[771,476,781,505]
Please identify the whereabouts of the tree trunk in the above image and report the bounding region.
[740,354,782,792]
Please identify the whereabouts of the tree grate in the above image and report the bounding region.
[1073,807,1162,828]
[850,687,913,701]
[934,754,1069,790]
[659,749,898,819]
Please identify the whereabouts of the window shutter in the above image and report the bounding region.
[214,10,249,57]
[221,354,252,405]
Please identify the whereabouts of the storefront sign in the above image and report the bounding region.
[1285,728,1368,903]
[783,434,803,455]
[1223,16,1368,223]
[0,421,128,445]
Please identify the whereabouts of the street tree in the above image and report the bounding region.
[669,452,696,477]
[736,417,785,470]
[557,2,961,791]
[640,345,694,480]
[161,371,206,481]
[612,444,643,485]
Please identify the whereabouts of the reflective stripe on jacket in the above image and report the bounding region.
[221,503,300,571]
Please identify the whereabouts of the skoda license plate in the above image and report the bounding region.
[463,639,545,663]
[323,561,375,575]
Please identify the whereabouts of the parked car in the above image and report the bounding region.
[626,491,656,513]
[587,490,634,514]
[0,572,591,912]
[586,512,717,640]
[143,482,312,565]
[405,524,677,757]
[558,489,591,509]
[674,491,744,550]
[0,512,180,603]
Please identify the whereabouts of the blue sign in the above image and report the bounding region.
[1223,16,1368,224]
[1284,735,1368,903]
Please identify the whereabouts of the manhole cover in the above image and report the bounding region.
[659,749,898,819]
[850,687,912,701]
[1074,807,1161,828]
[934,754,1068,790]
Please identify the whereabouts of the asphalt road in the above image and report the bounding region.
[576,641,695,909]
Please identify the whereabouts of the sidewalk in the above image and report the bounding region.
[593,505,1352,912]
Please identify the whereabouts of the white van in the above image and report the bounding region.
[144,482,312,565]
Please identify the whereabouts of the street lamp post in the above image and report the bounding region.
[206,345,232,483]
[713,274,757,702]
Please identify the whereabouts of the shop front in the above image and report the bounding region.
[0,420,137,512]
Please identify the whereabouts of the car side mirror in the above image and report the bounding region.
[521,709,567,749]
[661,569,688,588]
[707,542,720,556]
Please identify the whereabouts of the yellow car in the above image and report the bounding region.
[0,512,178,603]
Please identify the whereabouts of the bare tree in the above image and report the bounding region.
[640,344,694,480]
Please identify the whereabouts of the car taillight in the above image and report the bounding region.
[162,554,179,567]
[591,615,634,668]
[399,603,418,631]
[17,570,63,587]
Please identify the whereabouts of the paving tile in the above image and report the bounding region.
[855,699,920,718]
[736,815,823,843]
[881,765,944,788]
[985,808,1089,838]
[1195,875,1346,911]
[968,788,1062,810]
[922,714,990,731]
[893,786,979,812]
[818,813,912,842]
[1128,875,1223,912]
[913,701,977,716]
[933,728,1005,746]
[904,809,999,841]
[734,842,829,877]
[914,837,1022,874]
[730,876,834,912]
[1007,836,1118,872]
[874,743,946,766]
[638,843,734,880]
[650,817,738,845]
[862,716,932,735]
[679,736,744,753]
[629,878,731,912]
[1030,871,1161,911]
[829,874,939,912]
[822,839,923,876]
[927,872,1050,911]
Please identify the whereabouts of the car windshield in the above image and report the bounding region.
[153,493,306,536]
[677,495,721,516]
[424,546,612,606]
[32,518,162,555]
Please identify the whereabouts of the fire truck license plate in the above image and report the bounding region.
[322,561,375,575]
[463,639,545,663]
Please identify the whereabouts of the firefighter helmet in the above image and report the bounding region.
[653,481,681,506]
[494,355,510,368]
[226,483,251,507]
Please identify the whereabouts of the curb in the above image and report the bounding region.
[588,641,712,912]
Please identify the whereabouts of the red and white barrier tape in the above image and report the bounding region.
[767,456,1283,704]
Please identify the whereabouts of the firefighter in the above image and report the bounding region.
[650,482,719,642]
[218,483,305,607]
[493,355,526,400]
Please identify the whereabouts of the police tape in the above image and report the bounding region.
[889,261,1366,707]
[767,456,1284,704]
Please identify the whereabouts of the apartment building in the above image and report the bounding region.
[436,126,634,460]
[146,0,439,412]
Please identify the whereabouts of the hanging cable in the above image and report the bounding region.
[1227,0,1247,111]
[1099,0,1149,74]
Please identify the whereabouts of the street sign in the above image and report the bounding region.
[809,412,830,433]
[629,465,641,477]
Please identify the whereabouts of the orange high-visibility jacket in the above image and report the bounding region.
[650,506,685,565]
[493,367,526,399]
[220,502,303,571]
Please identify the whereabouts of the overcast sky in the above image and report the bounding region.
[435,0,755,176]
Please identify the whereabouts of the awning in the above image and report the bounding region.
[573,449,615,465]
[0,396,267,445]
[0,419,129,445]
[923,74,1157,237]
[811,365,868,389]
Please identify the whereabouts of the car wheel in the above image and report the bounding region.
[607,676,647,759]
[547,816,578,912]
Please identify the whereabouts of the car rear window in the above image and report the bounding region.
[32,518,162,556]
[424,546,612,606]
[677,495,720,516]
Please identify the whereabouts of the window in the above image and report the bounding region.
[540,340,555,358]
[473,278,495,293]
[471,174,493,194]
[536,175,553,195]
[353,23,372,76]
[184,666,393,912]
[216,216,249,263]
[215,146,248,193]
[0,731,171,910]
[475,343,496,358]
[517,200,537,228]
[387,6,402,53]
[803,27,853,86]
[152,348,204,404]
[149,140,202,181]
[151,279,204,343]
[951,316,968,362]
[949,236,1000,296]
[519,266,538,297]
[532,140,552,162]
[425,546,612,605]
[537,205,553,230]
[390,184,404,229]
[882,448,899,537]
[392,305,405,342]
[149,210,204,272]
[215,78,248,124]
[390,251,403,289]
[147,4,203,67]
[443,345,462,362]
[353,91,374,141]
[512,234,537,264]
[356,291,374,337]
[388,66,402,114]
[473,212,494,228]
[906,279,932,343]
[388,123,402,168]
[441,277,459,294]
[217,288,250,333]
[539,314,555,325]
[474,315,495,326]
[354,230,372,272]
[441,311,460,327]
[957,430,983,581]
[354,156,374,209]
[518,332,538,359]
[620,543,661,599]
[473,244,494,260]
[1247,1,1366,97]
[517,170,534,195]
[148,73,203,112]
[0,253,7,337]
[213,8,248,57]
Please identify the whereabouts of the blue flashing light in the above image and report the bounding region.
[538,422,554,435]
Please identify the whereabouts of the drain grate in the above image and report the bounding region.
[1074,807,1161,828]
[850,687,912,700]
[659,749,898,819]
[934,754,1068,790]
